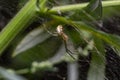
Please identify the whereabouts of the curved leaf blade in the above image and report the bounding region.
[87,37,106,80]
[13,27,50,56]
[51,15,120,55]
[85,0,102,20]
[0,67,26,80]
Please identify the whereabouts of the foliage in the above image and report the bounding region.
[0,0,120,80]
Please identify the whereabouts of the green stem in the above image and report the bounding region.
[0,0,37,54]
[0,0,120,55]
[49,0,120,13]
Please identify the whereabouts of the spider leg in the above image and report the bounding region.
[43,24,58,36]
[45,28,58,36]
[63,40,76,60]
[66,48,76,60]
[62,36,90,62]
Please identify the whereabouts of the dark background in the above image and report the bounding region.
[0,0,120,80]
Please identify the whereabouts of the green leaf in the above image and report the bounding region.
[87,37,106,80]
[12,27,51,57]
[0,67,26,80]
[68,0,102,27]
[66,27,85,47]
[51,15,120,55]
[12,36,62,68]
[85,0,102,20]
[74,22,120,50]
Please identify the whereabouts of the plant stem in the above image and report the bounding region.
[0,0,120,55]
[0,0,37,54]
[49,0,120,13]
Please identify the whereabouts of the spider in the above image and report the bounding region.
[56,25,76,59]
[35,0,76,59]
[45,25,76,60]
